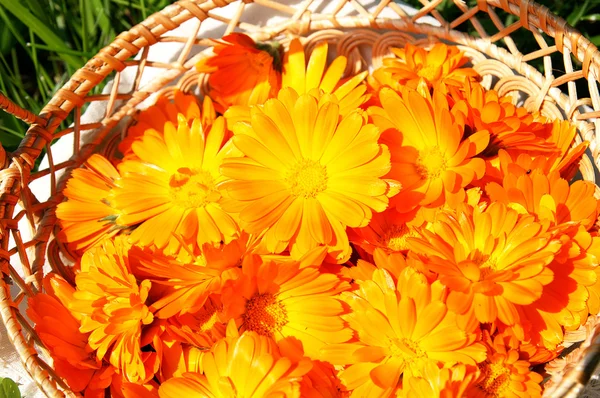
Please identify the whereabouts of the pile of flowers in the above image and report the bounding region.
[30,33,600,397]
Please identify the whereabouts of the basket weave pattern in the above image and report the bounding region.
[1,0,600,396]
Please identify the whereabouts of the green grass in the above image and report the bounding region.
[0,0,171,152]
[0,0,598,154]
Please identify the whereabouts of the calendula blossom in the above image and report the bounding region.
[221,88,396,262]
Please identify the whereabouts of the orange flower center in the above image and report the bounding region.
[416,146,448,180]
[477,359,511,396]
[286,159,328,198]
[390,337,425,360]
[243,293,288,337]
[471,251,499,279]
[380,224,414,252]
[195,301,221,333]
[169,167,221,209]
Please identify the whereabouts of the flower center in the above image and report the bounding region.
[195,300,221,333]
[416,146,448,180]
[286,159,328,199]
[417,65,440,81]
[477,359,511,397]
[389,337,426,360]
[243,293,288,337]
[471,251,498,279]
[380,224,414,252]
[169,167,220,209]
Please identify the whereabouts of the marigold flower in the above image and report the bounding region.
[56,154,120,252]
[221,88,395,262]
[486,170,600,346]
[72,237,156,383]
[450,81,552,158]
[120,91,212,158]
[113,113,240,254]
[409,202,562,328]
[349,207,420,254]
[196,33,281,112]
[28,275,113,395]
[369,87,488,212]
[163,295,226,347]
[372,42,479,91]
[131,237,247,318]
[221,259,351,359]
[158,322,312,398]
[282,38,369,115]
[398,362,479,398]
[466,331,543,397]
[322,268,486,396]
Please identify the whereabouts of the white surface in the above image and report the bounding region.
[0,1,435,396]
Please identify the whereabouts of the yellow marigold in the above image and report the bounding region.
[56,154,120,253]
[221,259,351,359]
[221,88,396,262]
[120,91,213,158]
[369,87,488,213]
[372,42,479,92]
[322,268,486,396]
[282,38,369,115]
[113,113,240,255]
[466,331,543,397]
[72,237,156,383]
[409,202,562,329]
[158,322,312,398]
[398,362,479,398]
[196,33,281,112]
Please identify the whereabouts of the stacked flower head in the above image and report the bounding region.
[39,34,598,397]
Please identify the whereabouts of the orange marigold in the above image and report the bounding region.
[27,275,114,395]
[369,87,488,212]
[221,258,351,359]
[72,237,156,383]
[56,154,120,253]
[372,42,479,92]
[465,331,543,397]
[196,33,281,112]
[409,202,562,329]
[450,81,552,158]
[486,170,600,346]
[130,237,247,318]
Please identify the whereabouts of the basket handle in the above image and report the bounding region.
[0,91,45,126]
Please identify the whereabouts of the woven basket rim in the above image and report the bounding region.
[1,1,600,397]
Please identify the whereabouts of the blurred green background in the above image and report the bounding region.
[0,0,598,154]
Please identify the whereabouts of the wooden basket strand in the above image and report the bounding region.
[0,1,600,397]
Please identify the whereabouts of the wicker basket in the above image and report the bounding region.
[1,0,600,396]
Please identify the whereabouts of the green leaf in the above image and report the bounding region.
[590,35,600,46]
[582,13,600,21]
[0,0,81,68]
[0,377,22,398]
